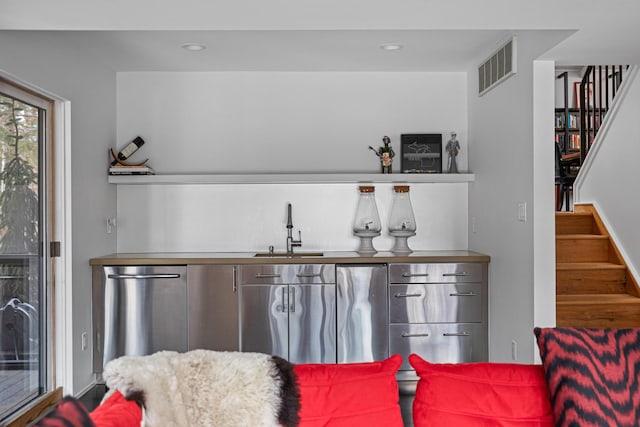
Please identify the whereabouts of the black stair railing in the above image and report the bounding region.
[578,65,628,163]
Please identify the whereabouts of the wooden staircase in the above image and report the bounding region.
[556,204,640,327]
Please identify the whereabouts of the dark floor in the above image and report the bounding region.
[78,383,414,424]
[77,384,107,412]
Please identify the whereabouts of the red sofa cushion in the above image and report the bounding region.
[90,390,142,427]
[409,353,554,427]
[293,354,403,427]
[535,327,640,427]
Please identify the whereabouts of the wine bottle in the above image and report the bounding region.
[111,136,145,166]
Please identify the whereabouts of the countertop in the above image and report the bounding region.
[89,250,490,266]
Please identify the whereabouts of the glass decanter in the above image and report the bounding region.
[388,185,416,254]
[352,185,382,254]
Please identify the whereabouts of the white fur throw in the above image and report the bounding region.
[103,349,299,427]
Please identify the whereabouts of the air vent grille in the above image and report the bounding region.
[478,38,516,96]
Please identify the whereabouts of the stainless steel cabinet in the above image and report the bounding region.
[239,264,336,363]
[336,264,388,363]
[389,263,488,381]
[187,265,238,352]
[92,265,188,372]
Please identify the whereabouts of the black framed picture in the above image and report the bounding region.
[400,134,442,173]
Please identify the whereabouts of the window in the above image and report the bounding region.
[0,77,54,423]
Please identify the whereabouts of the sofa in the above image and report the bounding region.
[35,327,640,427]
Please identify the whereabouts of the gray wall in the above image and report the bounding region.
[467,33,563,363]
[0,31,117,394]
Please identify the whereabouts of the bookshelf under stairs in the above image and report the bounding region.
[556,204,640,327]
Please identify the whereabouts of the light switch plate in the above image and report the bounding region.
[517,202,527,222]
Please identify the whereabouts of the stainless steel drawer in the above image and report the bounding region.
[389,283,482,323]
[389,263,483,284]
[389,323,486,370]
[239,264,335,284]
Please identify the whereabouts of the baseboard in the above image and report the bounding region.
[75,379,97,399]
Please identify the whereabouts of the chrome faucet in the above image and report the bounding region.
[286,203,302,254]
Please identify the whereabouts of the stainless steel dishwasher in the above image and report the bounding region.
[92,265,187,372]
[336,264,389,363]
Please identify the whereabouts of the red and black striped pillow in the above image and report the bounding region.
[33,397,94,427]
[535,327,640,427]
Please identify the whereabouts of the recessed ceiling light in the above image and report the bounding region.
[380,43,403,51]
[181,43,207,52]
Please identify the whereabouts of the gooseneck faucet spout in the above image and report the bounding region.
[286,203,302,255]
[287,203,293,229]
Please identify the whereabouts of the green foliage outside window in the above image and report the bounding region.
[0,94,40,304]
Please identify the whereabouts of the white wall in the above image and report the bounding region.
[0,32,117,394]
[117,182,468,253]
[115,72,470,253]
[533,61,557,336]
[116,72,468,174]
[468,33,561,363]
[576,66,640,281]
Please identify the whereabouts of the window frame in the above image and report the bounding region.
[0,76,59,424]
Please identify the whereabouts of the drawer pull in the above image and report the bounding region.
[108,274,181,279]
[443,332,470,337]
[296,273,321,278]
[442,272,469,277]
[401,333,429,338]
[394,293,423,298]
[449,292,477,297]
[401,273,430,278]
[255,273,281,278]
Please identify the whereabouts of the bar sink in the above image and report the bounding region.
[253,252,324,257]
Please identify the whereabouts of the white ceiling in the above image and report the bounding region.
[62,30,522,72]
[1,0,639,71]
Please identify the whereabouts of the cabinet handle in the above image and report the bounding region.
[401,333,429,338]
[442,272,469,277]
[281,287,287,313]
[449,292,477,297]
[232,267,237,293]
[255,273,281,278]
[394,293,423,298]
[401,273,430,278]
[296,273,321,278]
[107,274,180,279]
[290,287,296,313]
[443,332,470,337]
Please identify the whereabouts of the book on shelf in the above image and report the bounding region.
[109,164,155,175]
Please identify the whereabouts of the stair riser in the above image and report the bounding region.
[557,269,626,294]
[556,239,610,263]
[557,304,640,328]
[556,239,609,263]
[556,215,595,235]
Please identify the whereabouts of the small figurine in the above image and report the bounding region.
[369,135,395,174]
[445,132,460,173]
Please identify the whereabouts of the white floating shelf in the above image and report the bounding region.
[108,173,475,185]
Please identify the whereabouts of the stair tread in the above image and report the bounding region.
[557,294,640,305]
[556,234,607,239]
[556,262,625,270]
[555,212,592,217]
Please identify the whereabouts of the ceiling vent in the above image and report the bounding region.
[478,37,517,96]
